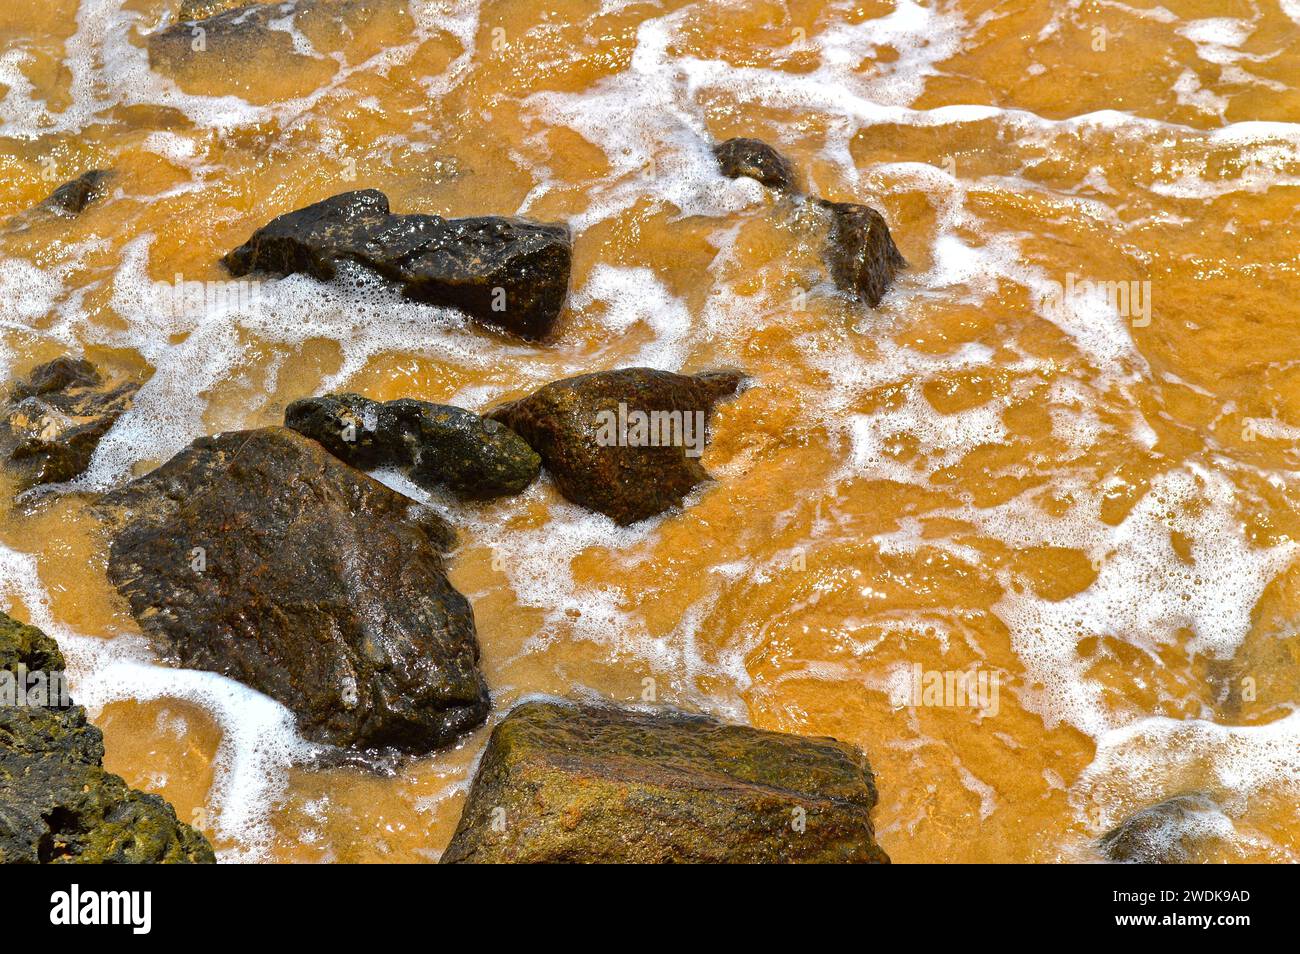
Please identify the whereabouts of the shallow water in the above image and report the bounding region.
[1,0,1299,862]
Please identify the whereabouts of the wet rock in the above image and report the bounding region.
[0,612,215,864]
[6,171,112,232]
[487,368,744,525]
[100,426,489,753]
[714,137,796,191]
[1099,792,1225,864]
[0,357,138,492]
[223,189,571,340]
[387,400,541,498]
[441,699,890,864]
[176,0,253,17]
[283,392,389,470]
[285,392,540,499]
[150,1,398,102]
[815,198,907,308]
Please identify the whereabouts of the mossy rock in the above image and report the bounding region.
[0,612,215,864]
[285,392,540,499]
[442,699,890,864]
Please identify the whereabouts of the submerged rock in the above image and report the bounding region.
[0,357,138,492]
[101,426,489,753]
[441,699,890,864]
[223,189,572,340]
[285,392,540,498]
[487,367,745,525]
[1099,792,1226,864]
[713,137,796,191]
[7,171,112,232]
[0,612,215,864]
[815,198,907,308]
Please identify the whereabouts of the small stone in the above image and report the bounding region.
[713,137,797,191]
[0,357,138,492]
[1099,792,1226,864]
[285,393,541,499]
[815,198,907,308]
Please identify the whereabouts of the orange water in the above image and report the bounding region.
[1,0,1298,862]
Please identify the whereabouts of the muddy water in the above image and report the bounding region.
[1,0,1299,863]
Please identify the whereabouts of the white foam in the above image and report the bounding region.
[65,633,312,863]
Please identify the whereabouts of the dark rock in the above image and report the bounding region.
[223,190,571,340]
[37,170,112,217]
[7,171,112,232]
[441,699,890,864]
[151,2,311,72]
[100,426,489,753]
[285,392,540,499]
[0,357,138,492]
[815,198,906,308]
[713,137,796,191]
[488,367,744,525]
[386,400,541,498]
[0,612,215,864]
[283,392,389,470]
[1099,792,1224,864]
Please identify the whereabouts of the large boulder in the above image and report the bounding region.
[100,426,489,753]
[285,392,540,499]
[222,190,572,340]
[815,198,907,308]
[0,612,215,863]
[487,368,744,525]
[441,699,890,864]
[713,137,796,191]
[0,357,138,492]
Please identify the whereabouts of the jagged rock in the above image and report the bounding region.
[100,426,489,753]
[222,190,571,340]
[0,612,215,864]
[0,357,138,492]
[6,171,112,232]
[441,699,890,864]
[1099,792,1225,864]
[488,367,744,525]
[713,137,796,191]
[285,392,540,499]
[815,198,907,308]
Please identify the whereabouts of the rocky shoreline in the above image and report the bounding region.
[1,17,914,859]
